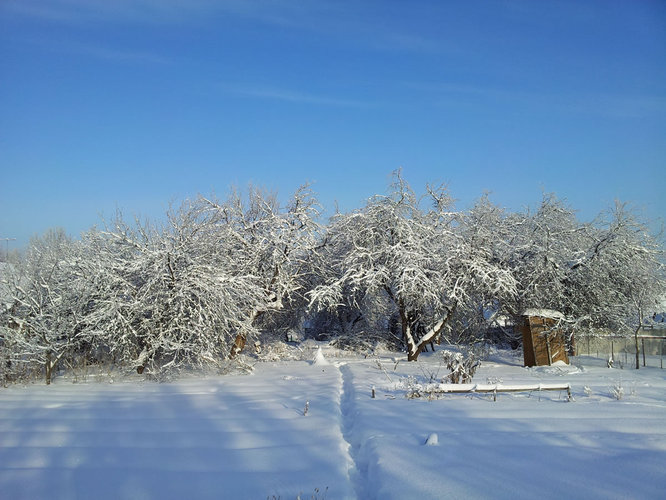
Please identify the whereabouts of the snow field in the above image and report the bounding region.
[344,351,666,499]
[0,362,355,500]
[1,349,665,499]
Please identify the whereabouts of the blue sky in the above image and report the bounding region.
[1,0,665,249]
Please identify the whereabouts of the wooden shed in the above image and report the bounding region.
[521,309,569,367]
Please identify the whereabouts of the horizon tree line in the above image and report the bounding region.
[1,171,664,383]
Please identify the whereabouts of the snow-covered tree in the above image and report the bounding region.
[566,202,665,368]
[69,184,321,375]
[500,194,586,318]
[2,176,663,383]
[452,194,520,343]
[196,184,321,357]
[309,171,516,361]
[498,195,664,368]
[0,229,96,383]
[306,205,394,349]
[93,208,255,374]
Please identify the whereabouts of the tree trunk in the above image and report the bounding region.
[405,314,449,362]
[634,326,641,370]
[45,351,52,385]
[229,306,269,358]
[635,309,643,370]
[397,301,420,361]
[407,344,421,362]
[229,334,246,359]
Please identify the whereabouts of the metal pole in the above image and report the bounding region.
[0,237,16,261]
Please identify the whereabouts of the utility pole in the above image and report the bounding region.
[0,238,16,262]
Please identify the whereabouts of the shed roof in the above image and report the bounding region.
[522,308,565,320]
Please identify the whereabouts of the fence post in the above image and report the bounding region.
[642,338,646,367]
[611,340,614,364]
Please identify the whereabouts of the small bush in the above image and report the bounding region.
[441,349,479,384]
[611,380,624,400]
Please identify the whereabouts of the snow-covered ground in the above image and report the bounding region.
[1,347,665,500]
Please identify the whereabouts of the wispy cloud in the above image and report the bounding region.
[220,83,372,108]
[583,94,666,119]
[402,81,666,119]
[3,0,331,26]
[5,0,204,24]
[5,0,130,23]
[4,0,450,56]
[20,37,170,65]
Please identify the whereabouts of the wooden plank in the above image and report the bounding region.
[408,383,573,401]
